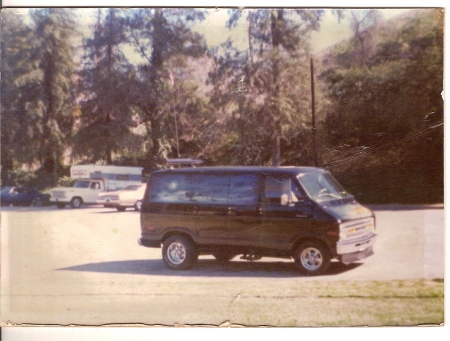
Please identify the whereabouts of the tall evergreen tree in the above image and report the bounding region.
[74,9,139,164]
[0,10,33,184]
[2,9,78,185]
[127,8,207,171]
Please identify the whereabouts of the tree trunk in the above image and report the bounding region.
[270,10,282,167]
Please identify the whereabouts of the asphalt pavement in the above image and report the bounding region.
[0,204,445,325]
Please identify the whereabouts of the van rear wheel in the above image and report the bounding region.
[294,241,330,276]
[162,235,197,270]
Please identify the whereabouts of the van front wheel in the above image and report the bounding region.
[294,241,330,276]
[162,235,197,270]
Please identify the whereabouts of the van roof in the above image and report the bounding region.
[153,166,325,176]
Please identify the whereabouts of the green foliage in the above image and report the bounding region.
[127,8,208,172]
[8,170,37,187]
[57,176,76,188]
[320,9,443,203]
[29,9,78,175]
[0,10,32,185]
[209,9,324,166]
[1,9,444,203]
[74,9,141,164]
[1,9,78,186]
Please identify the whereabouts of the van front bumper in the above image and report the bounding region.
[336,233,377,264]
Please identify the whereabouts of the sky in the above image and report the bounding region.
[190,8,413,54]
[4,7,414,59]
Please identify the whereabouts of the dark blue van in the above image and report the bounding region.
[139,166,377,275]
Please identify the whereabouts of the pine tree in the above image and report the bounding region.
[0,10,33,184]
[1,9,78,185]
[127,8,207,172]
[74,8,139,164]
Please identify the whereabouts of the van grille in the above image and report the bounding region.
[340,217,375,240]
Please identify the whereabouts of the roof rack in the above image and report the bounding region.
[166,158,204,168]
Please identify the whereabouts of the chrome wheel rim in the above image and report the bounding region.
[300,247,323,271]
[167,242,186,265]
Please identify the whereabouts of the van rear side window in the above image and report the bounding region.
[148,174,229,204]
[228,175,259,205]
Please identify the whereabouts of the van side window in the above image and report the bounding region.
[148,174,228,204]
[264,176,304,206]
[195,175,229,204]
[228,175,259,205]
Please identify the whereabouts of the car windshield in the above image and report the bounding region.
[298,171,353,202]
[74,180,91,188]
[1,187,13,193]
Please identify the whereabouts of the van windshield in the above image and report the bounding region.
[298,172,353,202]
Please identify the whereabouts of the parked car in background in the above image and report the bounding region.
[97,184,146,211]
[49,165,143,208]
[1,186,51,207]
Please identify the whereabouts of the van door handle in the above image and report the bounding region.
[296,212,312,218]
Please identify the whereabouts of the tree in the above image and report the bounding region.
[127,8,207,172]
[74,8,140,164]
[0,10,33,184]
[210,9,324,166]
[320,9,443,203]
[349,10,380,66]
[1,9,78,185]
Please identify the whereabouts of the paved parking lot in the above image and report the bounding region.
[0,205,445,325]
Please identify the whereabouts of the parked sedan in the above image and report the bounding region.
[1,186,51,207]
[97,184,146,211]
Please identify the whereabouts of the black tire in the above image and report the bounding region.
[70,197,83,209]
[293,241,330,276]
[162,235,198,270]
[117,206,126,212]
[213,252,236,262]
[57,203,66,209]
[32,197,43,207]
[134,200,142,211]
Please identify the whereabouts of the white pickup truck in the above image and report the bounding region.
[49,165,143,208]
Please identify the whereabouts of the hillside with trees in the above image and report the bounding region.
[0,8,443,203]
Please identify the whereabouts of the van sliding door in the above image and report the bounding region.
[194,174,230,244]
[224,174,262,246]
